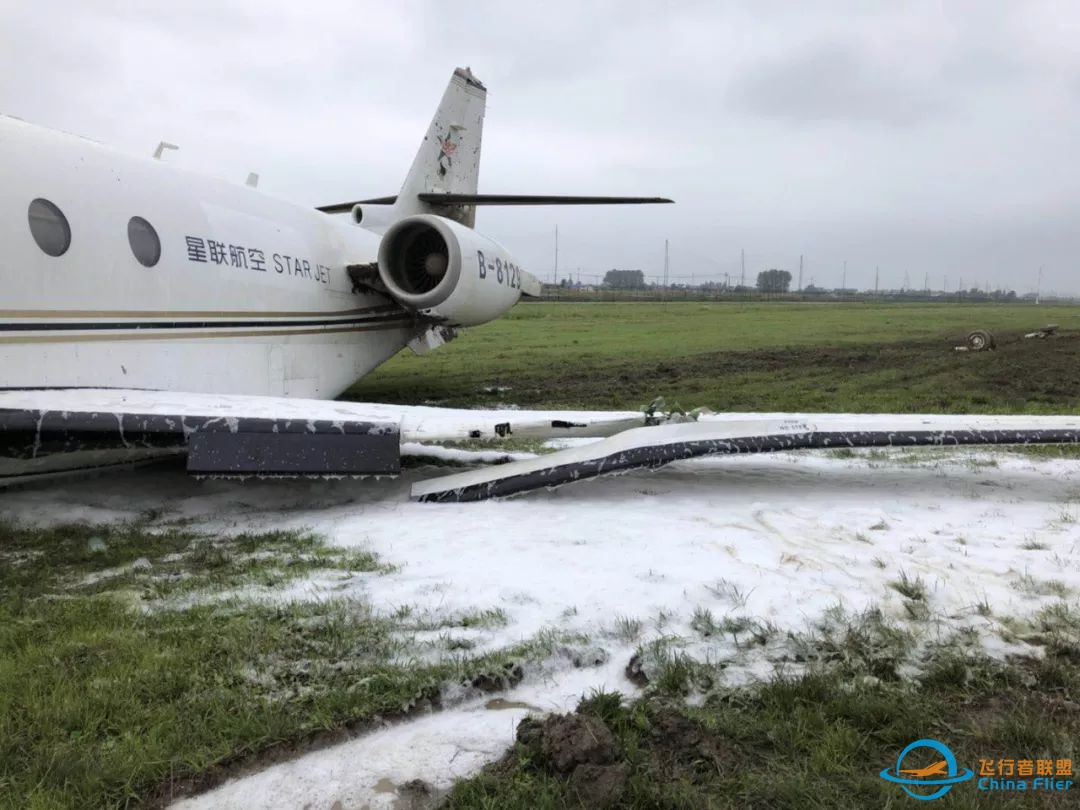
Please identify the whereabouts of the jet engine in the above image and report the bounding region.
[377,214,530,327]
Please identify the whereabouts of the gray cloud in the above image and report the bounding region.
[728,42,946,126]
[3,0,1080,293]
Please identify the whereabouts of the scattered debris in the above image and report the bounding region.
[1025,323,1059,339]
[643,396,714,426]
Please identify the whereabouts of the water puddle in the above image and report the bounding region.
[373,777,397,794]
[484,698,542,712]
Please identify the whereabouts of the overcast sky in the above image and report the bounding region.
[4,1,1080,293]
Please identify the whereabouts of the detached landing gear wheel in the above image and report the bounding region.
[966,329,996,351]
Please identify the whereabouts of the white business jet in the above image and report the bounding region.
[0,68,675,488]
[3,69,1079,499]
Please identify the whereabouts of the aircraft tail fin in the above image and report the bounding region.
[393,67,486,227]
[314,69,673,222]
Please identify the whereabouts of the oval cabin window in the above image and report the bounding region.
[127,216,161,267]
[27,198,71,257]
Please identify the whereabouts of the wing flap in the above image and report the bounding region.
[0,393,401,483]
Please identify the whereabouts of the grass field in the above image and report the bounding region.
[5,301,1080,809]
[0,521,547,810]
[348,301,1080,414]
[447,649,1080,809]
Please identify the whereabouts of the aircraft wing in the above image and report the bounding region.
[411,412,1080,502]
[0,388,643,485]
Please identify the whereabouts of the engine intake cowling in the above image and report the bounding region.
[377,214,526,327]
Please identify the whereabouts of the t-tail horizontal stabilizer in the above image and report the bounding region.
[411,413,1080,502]
[317,195,674,214]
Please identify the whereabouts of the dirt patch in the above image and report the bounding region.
[599,332,1080,406]
[447,697,743,808]
[516,713,620,774]
[508,712,627,807]
[362,329,1080,413]
[567,763,629,808]
[393,778,443,810]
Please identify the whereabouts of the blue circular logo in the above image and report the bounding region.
[879,739,975,800]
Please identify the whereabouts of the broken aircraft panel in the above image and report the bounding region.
[410,415,1080,502]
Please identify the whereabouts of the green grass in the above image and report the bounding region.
[447,634,1080,808]
[0,521,540,810]
[348,301,1080,413]
[890,570,929,602]
[1,519,387,603]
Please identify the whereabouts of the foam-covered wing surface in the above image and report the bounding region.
[412,413,1080,502]
[0,397,400,481]
[0,389,644,482]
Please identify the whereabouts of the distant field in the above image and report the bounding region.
[347,301,1080,413]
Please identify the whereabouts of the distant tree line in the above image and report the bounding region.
[755,269,792,293]
[602,269,647,289]
[591,266,1028,301]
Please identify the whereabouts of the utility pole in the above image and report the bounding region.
[923,272,929,292]
[798,254,804,292]
[902,270,910,291]
[874,266,879,294]
[842,260,847,292]
[740,248,746,288]
[1036,265,1043,304]
[554,225,559,284]
[663,239,669,289]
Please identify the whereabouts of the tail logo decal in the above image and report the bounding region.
[437,129,459,177]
